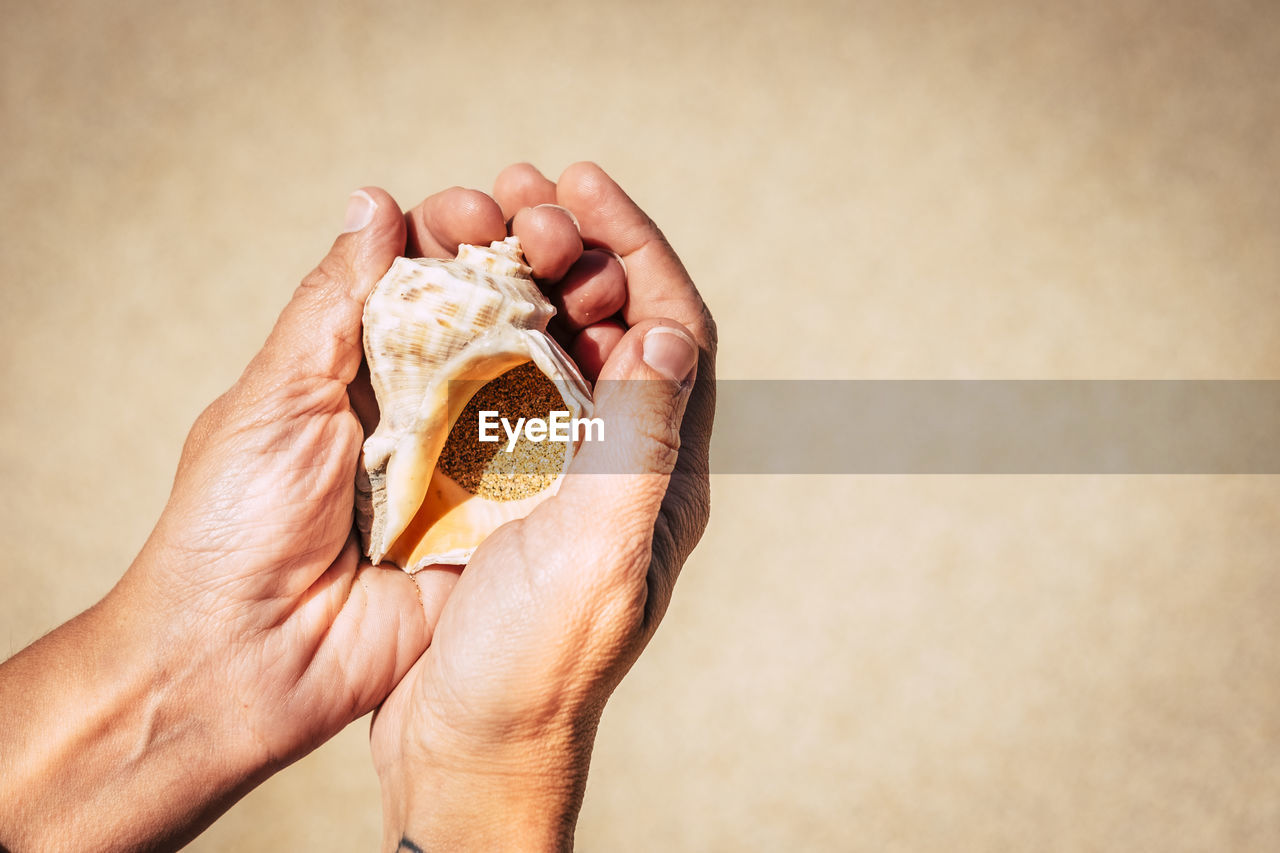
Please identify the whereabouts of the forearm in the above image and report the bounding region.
[0,583,261,852]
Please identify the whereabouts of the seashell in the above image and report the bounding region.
[356,236,593,572]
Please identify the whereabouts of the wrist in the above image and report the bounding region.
[0,567,265,851]
[380,732,595,852]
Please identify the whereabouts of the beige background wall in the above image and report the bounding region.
[3,0,1277,849]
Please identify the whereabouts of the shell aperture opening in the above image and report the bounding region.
[356,237,593,572]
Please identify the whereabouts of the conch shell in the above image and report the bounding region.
[356,236,592,571]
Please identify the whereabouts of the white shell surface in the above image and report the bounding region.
[357,237,592,571]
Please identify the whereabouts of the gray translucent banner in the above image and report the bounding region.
[710,381,1280,473]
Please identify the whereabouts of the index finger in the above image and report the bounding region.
[554,162,716,354]
[404,187,506,259]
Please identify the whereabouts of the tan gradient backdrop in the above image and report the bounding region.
[3,0,1278,849]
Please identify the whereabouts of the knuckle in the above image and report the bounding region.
[636,415,682,475]
[179,398,224,464]
[301,250,349,297]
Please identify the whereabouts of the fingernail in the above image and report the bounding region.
[343,190,376,233]
[601,248,627,277]
[642,326,697,383]
[533,203,580,231]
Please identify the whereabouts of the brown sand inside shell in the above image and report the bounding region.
[437,362,569,501]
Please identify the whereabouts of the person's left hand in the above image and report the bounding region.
[0,186,499,851]
[128,188,433,758]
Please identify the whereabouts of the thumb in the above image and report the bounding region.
[545,319,698,552]
[256,187,406,385]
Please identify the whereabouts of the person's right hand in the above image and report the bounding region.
[370,162,717,851]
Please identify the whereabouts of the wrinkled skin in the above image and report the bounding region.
[370,163,716,848]
[0,162,714,853]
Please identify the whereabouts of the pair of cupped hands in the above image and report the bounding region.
[0,163,716,852]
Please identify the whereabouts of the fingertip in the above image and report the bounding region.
[344,186,406,270]
[640,324,698,384]
[341,186,404,239]
[510,204,582,281]
[408,187,506,258]
[554,318,695,515]
[265,187,403,385]
[557,161,609,197]
[342,190,377,233]
[570,319,627,383]
[493,162,557,219]
[596,319,697,385]
[533,202,580,232]
[555,162,621,236]
[443,187,508,250]
[552,249,628,332]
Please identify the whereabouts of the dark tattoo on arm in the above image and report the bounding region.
[397,837,424,853]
